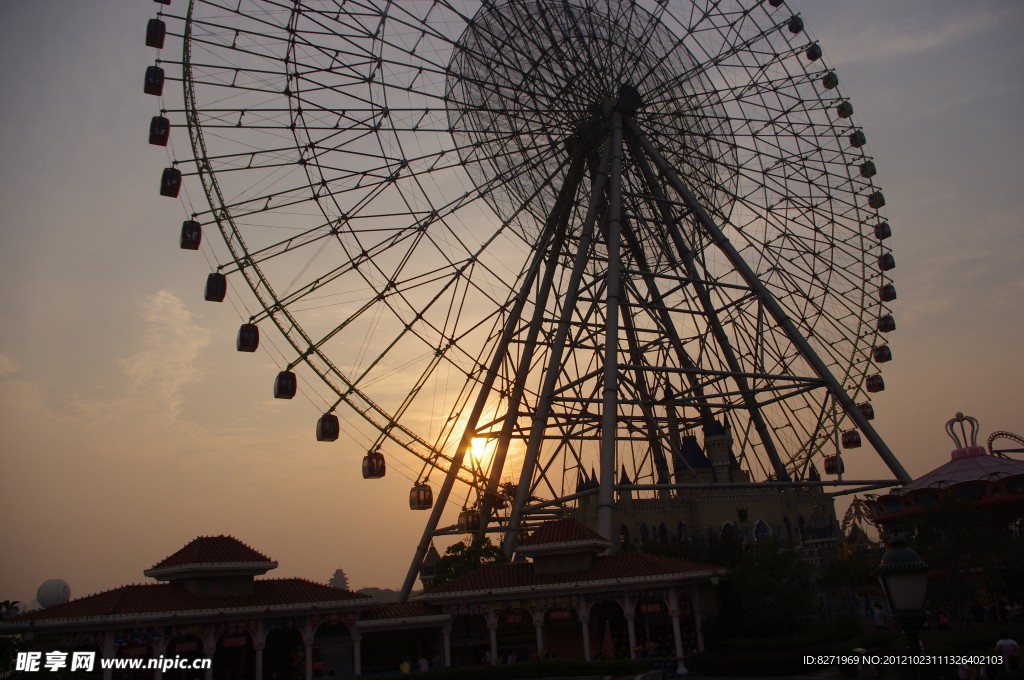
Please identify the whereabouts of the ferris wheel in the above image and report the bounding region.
[144,0,910,597]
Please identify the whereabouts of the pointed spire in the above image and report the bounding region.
[619,465,631,485]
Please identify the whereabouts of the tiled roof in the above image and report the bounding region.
[364,602,439,620]
[150,536,273,569]
[16,580,370,622]
[424,552,716,595]
[518,519,607,547]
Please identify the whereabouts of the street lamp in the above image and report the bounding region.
[875,534,929,653]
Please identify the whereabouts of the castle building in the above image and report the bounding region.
[574,423,842,555]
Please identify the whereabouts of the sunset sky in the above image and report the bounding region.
[2,0,1022,608]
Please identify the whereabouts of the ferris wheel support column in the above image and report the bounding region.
[475,156,589,540]
[598,111,625,544]
[501,134,616,558]
[397,198,566,602]
[628,121,912,485]
[626,132,791,482]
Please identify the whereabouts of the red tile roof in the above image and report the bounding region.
[364,602,439,620]
[518,519,608,547]
[16,580,370,622]
[424,552,716,595]
[150,536,273,569]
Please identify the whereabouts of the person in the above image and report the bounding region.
[399,659,411,674]
[997,632,1022,671]
[417,655,429,672]
[645,638,657,657]
[938,610,951,630]
[873,604,889,632]
[507,651,517,664]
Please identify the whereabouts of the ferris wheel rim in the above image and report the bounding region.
[167,0,897,501]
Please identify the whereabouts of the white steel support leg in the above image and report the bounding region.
[502,137,615,557]
[627,119,912,485]
[399,190,566,599]
[599,110,625,543]
[477,157,587,538]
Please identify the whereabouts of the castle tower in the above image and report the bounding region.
[703,420,733,483]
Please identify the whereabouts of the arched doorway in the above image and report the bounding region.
[588,600,628,660]
[543,608,582,659]
[312,623,352,678]
[214,632,255,680]
[361,627,438,675]
[496,607,534,663]
[634,599,673,659]
[111,643,150,680]
[263,628,303,680]
[73,643,103,678]
[164,636,203,680]
[449,614,489,666]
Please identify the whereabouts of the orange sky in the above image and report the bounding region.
[1,0,1022,608]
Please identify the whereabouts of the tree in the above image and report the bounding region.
[899,494,1018,615]
[725,540,814,636]
[430,537,508,588]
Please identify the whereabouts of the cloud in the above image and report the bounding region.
[0,352,19,377]
[821,6,1014,65]
[71,290,210,426]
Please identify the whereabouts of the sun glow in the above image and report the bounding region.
[470,437,489,462]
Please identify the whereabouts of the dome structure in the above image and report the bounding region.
[36,580,70,609]
[866,414,1024,529]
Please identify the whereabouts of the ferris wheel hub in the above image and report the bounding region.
[444,0,738,225]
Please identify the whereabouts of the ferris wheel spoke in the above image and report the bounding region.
[167,0,909,590]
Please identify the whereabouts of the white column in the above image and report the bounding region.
[254,644,265,680]
[531,609,545,658]
[303,624,315,680]
[351,633,361,677]
[690,587,705,652]
[153,643,162,680]
[622,593,637,660]
[488,622,498,665]
[102,630,115,680]
[669,588,688,676]
[202,631,217,680]
[441,627,451,668]
[485,609,499,665]
[625,613,637,660]
[203,649,214,680]
[579,615,591,662]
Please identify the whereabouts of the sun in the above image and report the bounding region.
[470,437,489,462]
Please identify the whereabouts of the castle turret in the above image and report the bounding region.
[703,420,733,483]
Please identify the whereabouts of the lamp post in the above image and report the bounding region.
[875,534,929,655]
